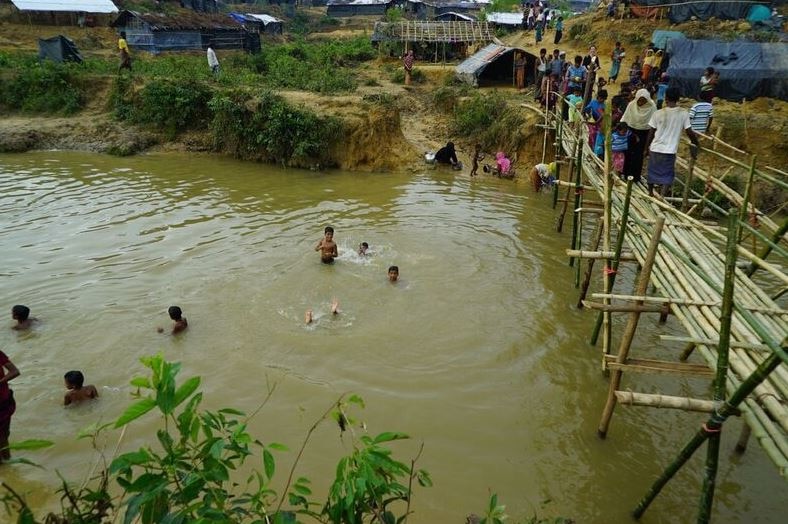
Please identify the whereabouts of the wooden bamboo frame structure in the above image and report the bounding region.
[543,98,788,519]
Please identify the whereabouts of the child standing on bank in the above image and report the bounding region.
[64,371,99,406]
[315,226,338,264]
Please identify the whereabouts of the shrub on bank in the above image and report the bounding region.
[210,90,343,167]
[109,76,212,137]
[0,60,83,115]
[451,91,527,152]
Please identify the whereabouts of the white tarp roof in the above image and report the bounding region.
[246,13,282,24]
[485,12,524,25]
[10,0,118,13]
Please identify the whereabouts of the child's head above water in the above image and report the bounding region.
[388,265,399,282]
[324,226,334,238]
[12,304,30,321]
[168,306,183,321]
[359,242,369,254]
[64,370,85,390]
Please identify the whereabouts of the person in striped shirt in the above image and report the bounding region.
[689,99,714,133]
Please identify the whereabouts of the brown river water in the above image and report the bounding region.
[0,151,784,523]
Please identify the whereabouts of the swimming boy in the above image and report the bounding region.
[11,305,36,331]
[315,226,338,264]
[305,299,340,325]
[358,242,369,256]
[158,306,188,334]
[63,370,99,406]
[388,265,399,283]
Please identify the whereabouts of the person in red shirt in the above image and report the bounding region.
[403,50,415,85]
[0,350,20,462]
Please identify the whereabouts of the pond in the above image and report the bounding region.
[0,151,784,522]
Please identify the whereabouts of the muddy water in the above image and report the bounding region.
[0,151,784,523]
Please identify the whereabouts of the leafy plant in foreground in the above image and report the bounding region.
[0,354,430,524]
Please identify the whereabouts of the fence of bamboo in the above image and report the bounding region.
[542,96,787,521]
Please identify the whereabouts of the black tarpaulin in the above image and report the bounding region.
[666,38,788,101]
[38,35,83,63]
[631,1,769,23]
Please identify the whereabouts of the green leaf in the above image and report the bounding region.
[130,376,152,388]
[268,442,289,451]
[417,469,433,487]
[218,407,245,416]
[263,448,275,480]
[9,439,54,451]
[209,439,225,459]
[347,394,365,408]
[115,398,156,428]
[2,457,45,469]
[173,376,201,409]
[372,432,409,444]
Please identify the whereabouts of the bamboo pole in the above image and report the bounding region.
[590,177,634,345]
[568,250,637,261]
[601,99,614,360]
[735,423,752,453]
[577,219,604,307]
[697,212,739,523]
[680,149,696,212]
[737,157,757,243]
[745,217,788,277]
[598,217,665,438]
[552,106,563,209]
[615,391,727,414]
[568,134,584,267]
[632,349,785,520]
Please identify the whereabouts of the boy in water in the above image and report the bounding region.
[358,242,369,256]
[305,299,339,325]
[63,370,99,406]
[11,305,36,331]
[388,265,399,283]
[315,226,338,264]
[158,306,188,334]
[469,144,483,177]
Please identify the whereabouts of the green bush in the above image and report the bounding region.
[210,90,343,166]
[432,85,460,112]
[391,67,426,84]
[110,77,211,136]
[451,91,527,152]
[0,355,432,524]
[0,61,84,115]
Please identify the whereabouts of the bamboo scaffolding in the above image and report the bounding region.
[545,107,788,492]
[615,391,732,413]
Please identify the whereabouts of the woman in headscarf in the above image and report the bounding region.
[582,45,601,72]
[620,88,656,183]
[641,49,655,83]
[494,151,512,178]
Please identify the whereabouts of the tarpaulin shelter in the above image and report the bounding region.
[651,29,685,50]
[228,13,283,35]
[485,12,524,28]
[666,38,788,101]
[38,35,83,63]
[406,0,490,20]
[111,10,260,54]
[455,42,535,87]
[630,1,771,24]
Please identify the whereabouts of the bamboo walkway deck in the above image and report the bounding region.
[549,111,788,480]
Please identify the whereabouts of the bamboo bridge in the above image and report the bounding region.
[541,97,787,521]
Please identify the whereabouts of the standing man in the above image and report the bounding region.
[554,16,563,44]
[645,87,699,197]
[403,50,414,86]
[688,96,714,133]
[534,48,548,100]
[118,31,132,74]
[207,43,220,78]
[514,52,526,90]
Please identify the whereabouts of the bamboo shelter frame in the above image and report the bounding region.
[542,97,787,521]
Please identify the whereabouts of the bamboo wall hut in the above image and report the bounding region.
[405,0,490,20]
[6,0,118,26]
[371,19,493,61]
[111,10,260,53]
[228,12,284,35]
[326,0,394,17]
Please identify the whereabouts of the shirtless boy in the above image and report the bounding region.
[158,306,188,334]
[388,266,399,283]
[64,370,99,406]
[11,305,36,331]
[315,226,338,264]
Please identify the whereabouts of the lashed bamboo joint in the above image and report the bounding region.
[545,95,788,518]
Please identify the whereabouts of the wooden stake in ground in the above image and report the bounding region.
[598,217,665,438]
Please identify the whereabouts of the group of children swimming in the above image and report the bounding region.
[0,303,189,463]
[310,226,399,325]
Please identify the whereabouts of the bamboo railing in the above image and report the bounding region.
[543,98,788,521]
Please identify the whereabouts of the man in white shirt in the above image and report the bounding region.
[207,44,220,77]
[688,99,714,133]
[645,87,699,197]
